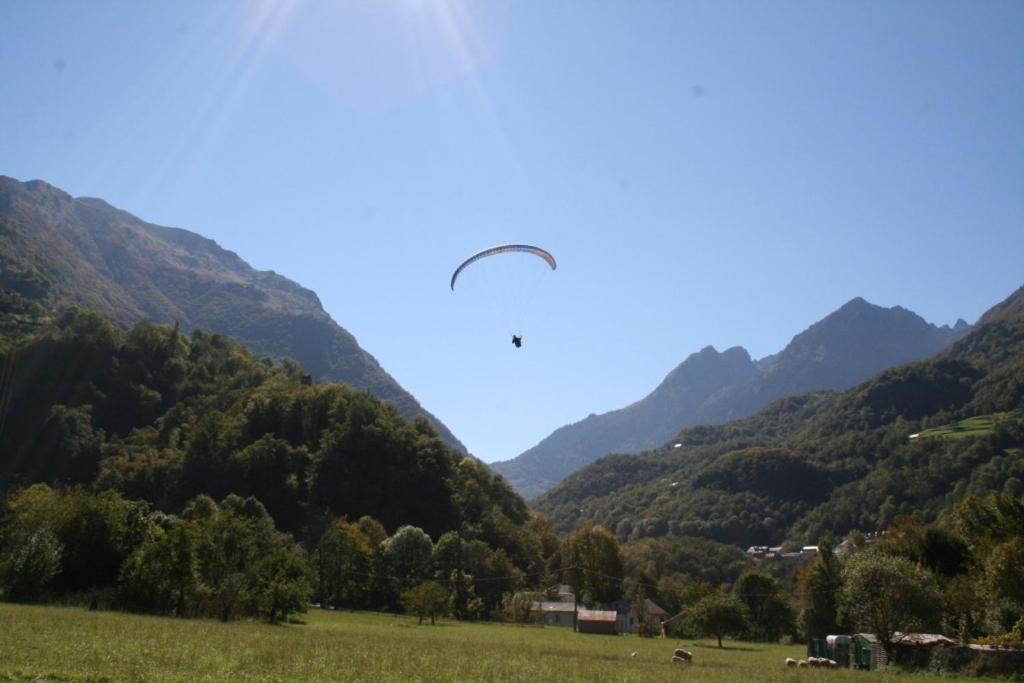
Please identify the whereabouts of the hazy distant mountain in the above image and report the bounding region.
[492,297,969,498]
[534,283,1024,546]
[0,176,464,450]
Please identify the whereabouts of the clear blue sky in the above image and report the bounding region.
[2,1,1022,463]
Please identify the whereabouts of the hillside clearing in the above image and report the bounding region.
[914,413,1018,441]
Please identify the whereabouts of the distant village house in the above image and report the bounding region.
[530,585,668,635]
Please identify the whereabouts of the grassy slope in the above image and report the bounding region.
[914,413,1018,440]
[0,604,966,682]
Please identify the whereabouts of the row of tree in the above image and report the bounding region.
[1,486,310,623]
[0,486,623,625]
[798,494,1024,657]
[4,479,1023,662]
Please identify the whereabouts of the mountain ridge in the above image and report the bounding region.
[492,296,970,498]
[533,282,1024,546]
[0,175,464,451]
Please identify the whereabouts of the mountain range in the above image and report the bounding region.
[0,176,463,450]
[534,283,1024,546]
[492,297,970,498]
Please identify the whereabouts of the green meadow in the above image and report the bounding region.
[915,414,1007,440]
[1,604,971,682]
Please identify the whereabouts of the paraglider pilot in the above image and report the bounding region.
[512,335,522,348]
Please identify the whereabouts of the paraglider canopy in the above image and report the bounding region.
[450,244,557,290]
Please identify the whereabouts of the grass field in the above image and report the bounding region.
[914,413,1011,441]
[0,603,975,682]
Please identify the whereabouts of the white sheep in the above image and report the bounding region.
[785,657,797,667]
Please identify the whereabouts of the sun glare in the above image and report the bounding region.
[244,0,507,111]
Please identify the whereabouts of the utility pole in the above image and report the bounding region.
[572,569,582,633]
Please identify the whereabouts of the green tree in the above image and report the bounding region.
[356,515,388,549]
[382,525,434,601]
[252,546,312,624]
[690,593,750,648]
[119,521,197,617]
[563,525,624,606]
[316,518,373,609]
[200,495,282,621]
[943,574,986,642]
[954,494,1024,555]
[232,435,310,533]
[52,489,151,595]
[984,537,1024,631]
[734,569,794,641]
[165,522,200,617]
[476,547,521,613]
[433,531,483,619]
[985,538,1024,606]
[1,529,62,601]
[401,581,450,624]
[799,540,845,641]
[841,550,941,657]
[118,494,311,622]
[0,485,60,601]
[880,516,970,578]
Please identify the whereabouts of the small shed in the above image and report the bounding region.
[534,602,575,628]
[827,635,853,668]
[600,598,669,634]
[889,633,963,670]
[853,634,888,670]
[577,609,618,635]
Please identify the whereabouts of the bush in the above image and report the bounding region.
[1,529,62,602]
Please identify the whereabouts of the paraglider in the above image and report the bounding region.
[450,244,556,347]
[449,244,556,291]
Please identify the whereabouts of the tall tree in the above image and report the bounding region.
[315,518,373,609]
[433,531,483,619]
[563,524,625,606]
[984,538,1024,631]
[799,540,845,640]
[841,550,941,657]
[382,525,434,596]
[734,569,794,641]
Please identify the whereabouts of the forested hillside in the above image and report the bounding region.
[495,297,969,499]
[0,311,520,540]
[2,293,1022,663]
[0,310,559,621]
[0,176,463,450]
[535,284,1024,548]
